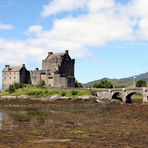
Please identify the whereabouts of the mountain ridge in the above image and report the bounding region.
[85,72,148,87]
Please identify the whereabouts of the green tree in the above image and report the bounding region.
[93,80,113,88]
[136,80,147,87]
[75,80,82,88]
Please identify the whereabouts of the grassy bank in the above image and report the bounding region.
[0,86,93,98]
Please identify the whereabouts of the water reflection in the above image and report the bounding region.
[0,110,51,130]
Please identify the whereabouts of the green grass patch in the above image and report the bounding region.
[0,85,93,98]
[131,94,143,100]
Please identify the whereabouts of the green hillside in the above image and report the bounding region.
[85,72,148,88]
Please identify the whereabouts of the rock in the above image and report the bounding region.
[0,96,17,100]
[96,99,104,104]
[48,95,60,101]
[60,97,71,101]
[111,99,122,104]
[17,95,30,99]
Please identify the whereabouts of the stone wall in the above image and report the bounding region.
[2,71,20,90]
[29,70,41,85]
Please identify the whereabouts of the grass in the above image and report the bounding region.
[0,85,93,98]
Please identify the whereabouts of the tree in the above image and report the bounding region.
[75,80,82,88]
[93,80,113,88]
[136,80,147,87]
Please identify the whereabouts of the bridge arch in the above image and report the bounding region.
[125,92,143,103]
[112,92,123,101]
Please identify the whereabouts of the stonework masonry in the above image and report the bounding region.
[2,50,75,90]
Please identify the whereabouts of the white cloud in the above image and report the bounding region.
[27,25,43,35]
[87,0,115,12]
[49,12,133,46]
[139,17,148,39]
[0,0,135,66]
[0,23,13,30]
[2,0,148,67]
[41,0,86,17]
[128,0,148,17]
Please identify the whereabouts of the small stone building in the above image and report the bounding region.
[2,64,29,90]
[2,50,75,90]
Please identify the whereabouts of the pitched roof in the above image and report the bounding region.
[45,53,65,61]
[45,50,70,63]
[3,66,23,72]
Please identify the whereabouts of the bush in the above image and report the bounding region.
[75,80,82,88]
[60,91,66,96]
[71,90,78,96]
[136,80,147,87]
[93,80,113,88]
[37,80,45,88]
[6,82,25,93]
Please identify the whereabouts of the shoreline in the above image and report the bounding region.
[0,95,98,104]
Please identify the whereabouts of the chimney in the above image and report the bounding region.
[65,50,68,54]
[48,52,53,56]
[5,65,10,68]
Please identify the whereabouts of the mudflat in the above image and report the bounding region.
[0,101,147,148]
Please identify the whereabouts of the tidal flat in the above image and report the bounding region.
[0,101,147,148]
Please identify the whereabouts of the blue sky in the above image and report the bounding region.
[0,0,148,84]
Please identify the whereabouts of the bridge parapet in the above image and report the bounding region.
[96,87,148,103]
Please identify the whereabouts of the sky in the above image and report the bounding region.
[0,0,148,84]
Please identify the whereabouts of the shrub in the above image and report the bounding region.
[93,80,113,88]
[71,90,78,96]
[37,80,45,88]
[136,80,147,87]
[75,80,82,88]
[6,82,25,93]
[60,91,66,96]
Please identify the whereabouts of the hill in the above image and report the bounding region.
[85,72,148,88]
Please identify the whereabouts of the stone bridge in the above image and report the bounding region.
[96,87,148,103]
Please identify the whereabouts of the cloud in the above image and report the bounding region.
[0,23,13,30]
[41,0,86,17]
[48,12,133,46]
[0,0,135,66]
[87,0,115,12]
[138,17,148,39]
[41,0,115,17]
[1,0,148,67]
[128,0,148,18]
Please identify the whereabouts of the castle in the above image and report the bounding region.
[2,50,75,90]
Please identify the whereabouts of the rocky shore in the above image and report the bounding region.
[0,95,101,104]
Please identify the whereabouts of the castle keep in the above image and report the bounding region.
[2,50,75,90]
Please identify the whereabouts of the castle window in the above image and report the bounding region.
[10,77,11,79]
[14,77,16,79]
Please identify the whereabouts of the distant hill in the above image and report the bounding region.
[84,72,148,88]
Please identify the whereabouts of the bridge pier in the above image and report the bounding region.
[122,88,127,103]
[143,88,148,103]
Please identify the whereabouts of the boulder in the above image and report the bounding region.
[17,95,30,99]
[48,95,60,101]
[0,96,17,100]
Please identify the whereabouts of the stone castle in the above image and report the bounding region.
[2,50,75,90]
